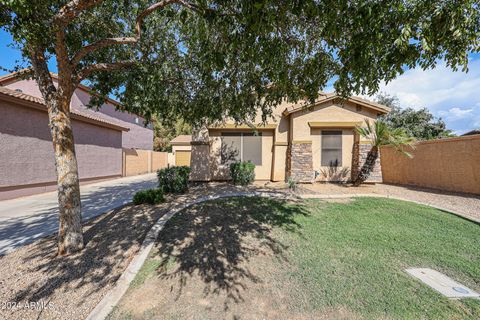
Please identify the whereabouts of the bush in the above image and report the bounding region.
[133,188,164,205]
[229,161,255,185]
[157,166,191,194]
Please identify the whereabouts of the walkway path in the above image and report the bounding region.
[0,174,158,255]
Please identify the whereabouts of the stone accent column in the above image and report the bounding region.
[351,134,383,183]
[189,126,211,181]
[358,144,383,182]
[288,141,314,183]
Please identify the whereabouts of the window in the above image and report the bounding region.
[321,131,342,166]
[221,132,262,165]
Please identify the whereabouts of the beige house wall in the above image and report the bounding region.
[381,135,480,195]
[290,101,378,181]
[209,129,274,180]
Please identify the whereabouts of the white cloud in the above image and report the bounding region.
[438,107,474,120]
[372,58,480,132]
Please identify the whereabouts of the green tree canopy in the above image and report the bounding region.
[1,0,478,254]
[376,93,454,140]
[2,0,479,126]
[153,117,191,152]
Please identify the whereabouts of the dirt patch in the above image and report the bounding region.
[0,201,170,320]
[109,197,359,320]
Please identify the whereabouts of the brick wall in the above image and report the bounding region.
[122,149,168,176]
[381,135,480,194]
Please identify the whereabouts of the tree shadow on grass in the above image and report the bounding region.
[153,196,309,310]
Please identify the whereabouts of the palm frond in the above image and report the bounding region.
[356,119,416,155]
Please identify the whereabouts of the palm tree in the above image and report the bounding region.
[353,119,415,186]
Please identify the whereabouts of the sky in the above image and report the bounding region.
[1,29,479,135]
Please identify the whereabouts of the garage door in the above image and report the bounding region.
[175,150,191,166]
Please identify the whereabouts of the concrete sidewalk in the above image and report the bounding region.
[0,174,158,255]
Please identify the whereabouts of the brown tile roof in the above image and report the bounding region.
[0,69,135,114]
[283,92,391,115]
[0,86,129,131]
[170,135,192,145]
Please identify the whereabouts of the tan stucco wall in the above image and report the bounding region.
[381,135,480,195]
[200,99,382,182]
[209,129,274,180]
[290,101,378,181]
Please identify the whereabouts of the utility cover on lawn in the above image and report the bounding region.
[406,268,480,299]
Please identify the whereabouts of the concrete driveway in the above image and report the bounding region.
[0,174,157,255]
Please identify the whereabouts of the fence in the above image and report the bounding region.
[122,148,168,177]
[380,135,480,195]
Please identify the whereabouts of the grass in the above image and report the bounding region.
[111,197,480,320]
[281,198,480,319]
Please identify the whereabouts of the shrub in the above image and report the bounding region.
[157,166,191,194]
[133,188,164,205]
[229,161,255,185]
[287,177,297,191]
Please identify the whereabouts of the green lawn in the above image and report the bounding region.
[281,198,480,319]
[111,197,480,320]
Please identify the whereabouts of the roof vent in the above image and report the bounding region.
[15,89,23,93]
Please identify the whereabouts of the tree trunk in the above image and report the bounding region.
[353,146,379,186]
[47,96,84,255]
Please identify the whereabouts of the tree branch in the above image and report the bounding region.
[76,61,136,81]
[54,0,103,25]
[28,46,58,105]
[70,0,202,67]
[71,37,137,66]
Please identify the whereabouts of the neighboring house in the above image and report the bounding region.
[0,71,153,150]
[190,92,390,183]
[0,71,153,200]
[170,135,192,166]
[462,129,480,136]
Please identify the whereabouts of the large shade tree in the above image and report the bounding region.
[376,93,454,140]
[0,0,478,254]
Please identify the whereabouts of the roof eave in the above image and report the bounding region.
[283,95,390,116]
[0,91,129,132]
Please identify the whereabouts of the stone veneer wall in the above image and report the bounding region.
[354,144,383,182]
[288,142,314,182]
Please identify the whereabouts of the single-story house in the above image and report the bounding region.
[189,92,390,183]
[0,71,154,200]
[170,135,192,166]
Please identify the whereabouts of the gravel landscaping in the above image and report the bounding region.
[0,183,274,320]
[0,202,169,320]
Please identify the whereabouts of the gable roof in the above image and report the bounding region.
[282,92,391,116]
[0,86,129,132]
[170,135,192,145]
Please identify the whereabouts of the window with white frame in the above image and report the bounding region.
[321,131,342,166]
[221,132,262,165]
